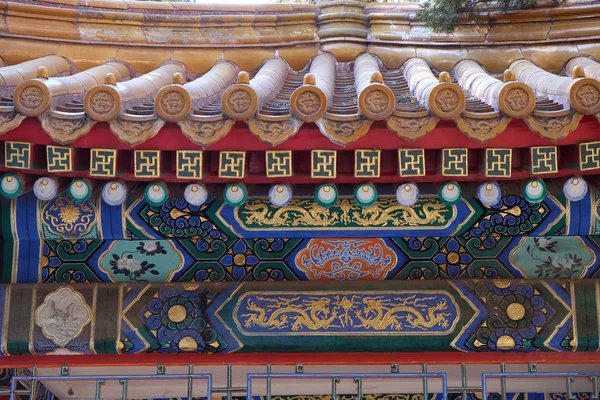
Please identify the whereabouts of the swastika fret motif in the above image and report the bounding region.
[311,150,337,178]
[266,151,292,178]
[46,146,72,172]
[398,149,425,177]
[90,149,117,177]
[531,146,558,174]
[579,141,600,171]
[485,148,512,177]
[355,149,381,178]
[441,149,468,176]
[219,151,246,179]
[135,150,161,178]
[5,142,31,169]
[176,150,203,179]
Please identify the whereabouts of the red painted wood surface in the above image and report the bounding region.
[2,116,598,184]
[2,116,600,152]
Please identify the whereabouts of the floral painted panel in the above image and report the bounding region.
[35,235,600,284]
[510,237,595,278]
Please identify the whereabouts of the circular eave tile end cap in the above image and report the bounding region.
[155,85,192,122]
[84,85,122,122]
[221,84,258,121]
[290,85,327,122]
[570,78,600,115]
[498,82,536,118]
[428,82,465,120]
[14,79,51,117]
[357,83,396,120]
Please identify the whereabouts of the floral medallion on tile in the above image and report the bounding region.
[40,193,97,239]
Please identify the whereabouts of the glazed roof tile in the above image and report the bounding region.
[1,51,600,147]
[0,0,600,146]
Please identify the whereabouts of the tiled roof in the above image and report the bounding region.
[1,52,600,146]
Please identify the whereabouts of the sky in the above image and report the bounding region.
[196,0,275,3]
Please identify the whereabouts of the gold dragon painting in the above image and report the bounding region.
[234,292,458,335]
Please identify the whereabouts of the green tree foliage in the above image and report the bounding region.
[135,0,551,34]
[418,0,552,33]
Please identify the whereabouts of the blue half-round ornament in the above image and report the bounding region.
[34,177,58,201]
[396,183,419,206]
[563,176,588,202]
[184,183,208,207]
[269,184,292,207]
[477,182,501,207]
[102,181,127,206]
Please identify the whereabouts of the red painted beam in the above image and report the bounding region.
[2,116,600,151]
[1,352,600,368]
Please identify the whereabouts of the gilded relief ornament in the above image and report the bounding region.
[89,90,116,115]
[0,112,26,135]
[236,292,457,334]
[248,117,302,146]
[178,118,235,147]
[296,91,321,116]
[20,86,44,111]
[227,90,252,114]
[239,197,451,229]
[41,113,96,144]
[109,117,165,146]
[160,92,185,116]
[41,194,96,238]
[316,117,373,146]
[504,88,530,114]
[35,286,92,347]
[524,113,583,141]
[386,114,438,141]
[435,89,459,113]
[456,115,510,142]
